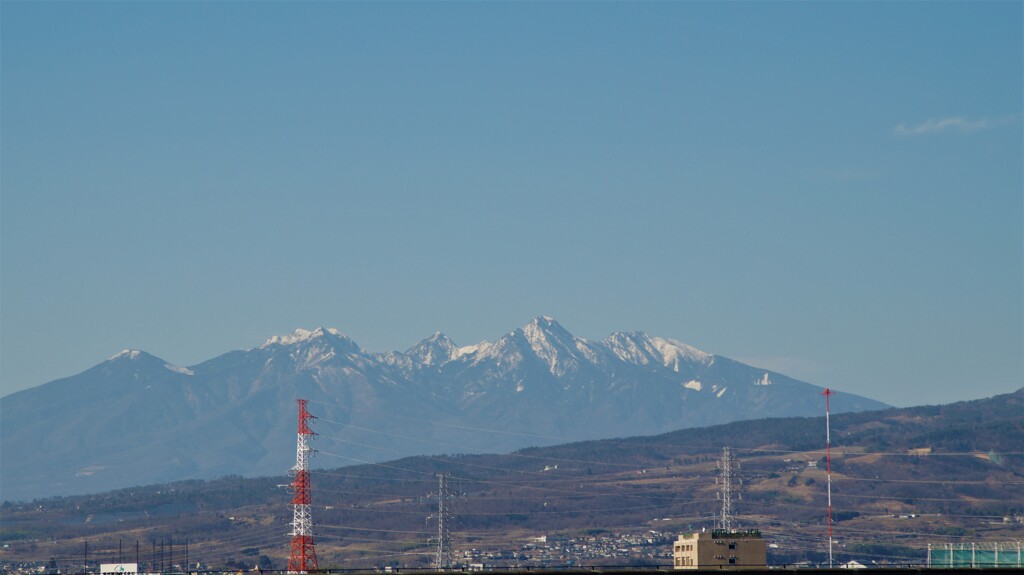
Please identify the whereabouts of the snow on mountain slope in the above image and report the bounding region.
[261,326,348,348]
[406,332,460,366]
[603,332,712,371]
[0,317,889,501]
[651,337,713,369]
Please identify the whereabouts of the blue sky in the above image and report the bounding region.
[2,1,1021,407]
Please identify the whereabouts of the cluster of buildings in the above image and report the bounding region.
[458,531,674,567]
[427,447,774,571]
[448,529,767,570]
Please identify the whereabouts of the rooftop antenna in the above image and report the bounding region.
[288,399,318,573]
[823,388,834,568]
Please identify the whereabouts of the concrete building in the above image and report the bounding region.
[673,530,766,570]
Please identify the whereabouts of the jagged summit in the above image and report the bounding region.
[604,331,712,369]
[514,316,604,375]
[522,315,571,337]
[260,326,348,348]
[406,332,459,366]
[520,317,573,350]
[258,327,364,365]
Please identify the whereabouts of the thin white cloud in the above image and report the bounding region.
[894,116,993,136]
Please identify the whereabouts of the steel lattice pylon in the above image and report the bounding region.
[717,446,740,531]
[434,473,453,570]
[288,399,318,574]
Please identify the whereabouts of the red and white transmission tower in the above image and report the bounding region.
[288,399,318,573]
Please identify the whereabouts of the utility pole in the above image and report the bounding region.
[435,473,453,570]
[823,388,834,568]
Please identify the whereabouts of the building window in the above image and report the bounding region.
[729,557,737,565]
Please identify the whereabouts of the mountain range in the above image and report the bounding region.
[0,317,887,502]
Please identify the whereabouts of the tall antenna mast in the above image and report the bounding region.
[823,388,834,568]
[435,473,453,570]
[716,447,739,531]
[288,399,318,574]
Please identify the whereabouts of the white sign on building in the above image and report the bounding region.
[100,564,138,575]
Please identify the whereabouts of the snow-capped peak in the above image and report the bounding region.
[522,316,573,343]
[603,332,660,365]
[603,332,712,371]
[650,337,712,367]
[106,349,176,369]
[105,349,192,375]
[406,332,459,366]
[261,327,347,348]
[109,349,143,361]
[515,316,601,375]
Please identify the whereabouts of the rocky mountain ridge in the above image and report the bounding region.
[0,317,887,501]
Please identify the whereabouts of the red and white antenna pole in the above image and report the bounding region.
[288,399,318,573]
[823,388,833,568]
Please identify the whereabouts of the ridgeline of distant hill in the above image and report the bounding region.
[1,389,1021,571]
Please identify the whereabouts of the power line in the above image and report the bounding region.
[309,399,1024,459]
